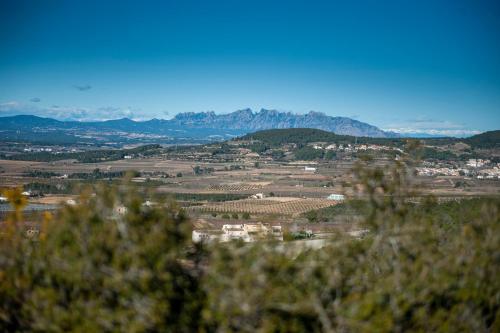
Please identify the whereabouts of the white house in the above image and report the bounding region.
[467,159,490,168]
[193,223,283,243]
[305,166,317,172]
[221,224,248,242]
[327,194,345,201]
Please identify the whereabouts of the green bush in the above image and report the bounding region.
[305,209,319,222]
[1,155,499,332]
[0,186,204,332]
[202,157,500,332]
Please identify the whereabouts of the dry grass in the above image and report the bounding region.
[30,195,77,205]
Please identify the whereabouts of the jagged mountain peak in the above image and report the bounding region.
[0,109,396,138]
[169,109,394,137]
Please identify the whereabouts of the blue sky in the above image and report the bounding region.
[0,0,499,136]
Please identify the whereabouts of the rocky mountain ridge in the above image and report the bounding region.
[0,109,396,138]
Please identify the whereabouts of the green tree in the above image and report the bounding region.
[305,209,319,223]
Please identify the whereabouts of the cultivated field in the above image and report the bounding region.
[190,197,338,215]
[207,183,268,191]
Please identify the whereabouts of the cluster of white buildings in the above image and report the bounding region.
[466,159,490,168]
[477,166,500,179]
[312,143,402,153]
[23,147,53,152]
[416,159,500,180]
[22,147,80,153]
[192,222,283,243]
[416,167,467,177]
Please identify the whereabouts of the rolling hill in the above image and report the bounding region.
[238,128,402,146]
[465,130,500,148]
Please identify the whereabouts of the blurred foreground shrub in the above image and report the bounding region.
[0,159,499,332]
[0,185,204,332]
[202,157,500,332]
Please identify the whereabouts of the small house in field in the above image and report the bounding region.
[66,199,77,206]
[250,193,265,199]
[327,194,345,201]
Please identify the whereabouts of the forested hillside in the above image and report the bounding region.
[239,128,402,146]
[465,130,500,148]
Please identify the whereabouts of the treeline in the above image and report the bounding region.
[420,147,459,161]
[23,169,141,180]
[23,182,76,195]
[68,169,140,180]
[164,192,247,202]
[23,170,61,178]
[419,147,490,161]
[6,144,162,163]
[294,146,337,160]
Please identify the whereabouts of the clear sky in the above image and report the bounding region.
[1,0,499,135]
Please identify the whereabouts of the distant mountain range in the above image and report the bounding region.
[0,109,396,140]
[170,109,395,138]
